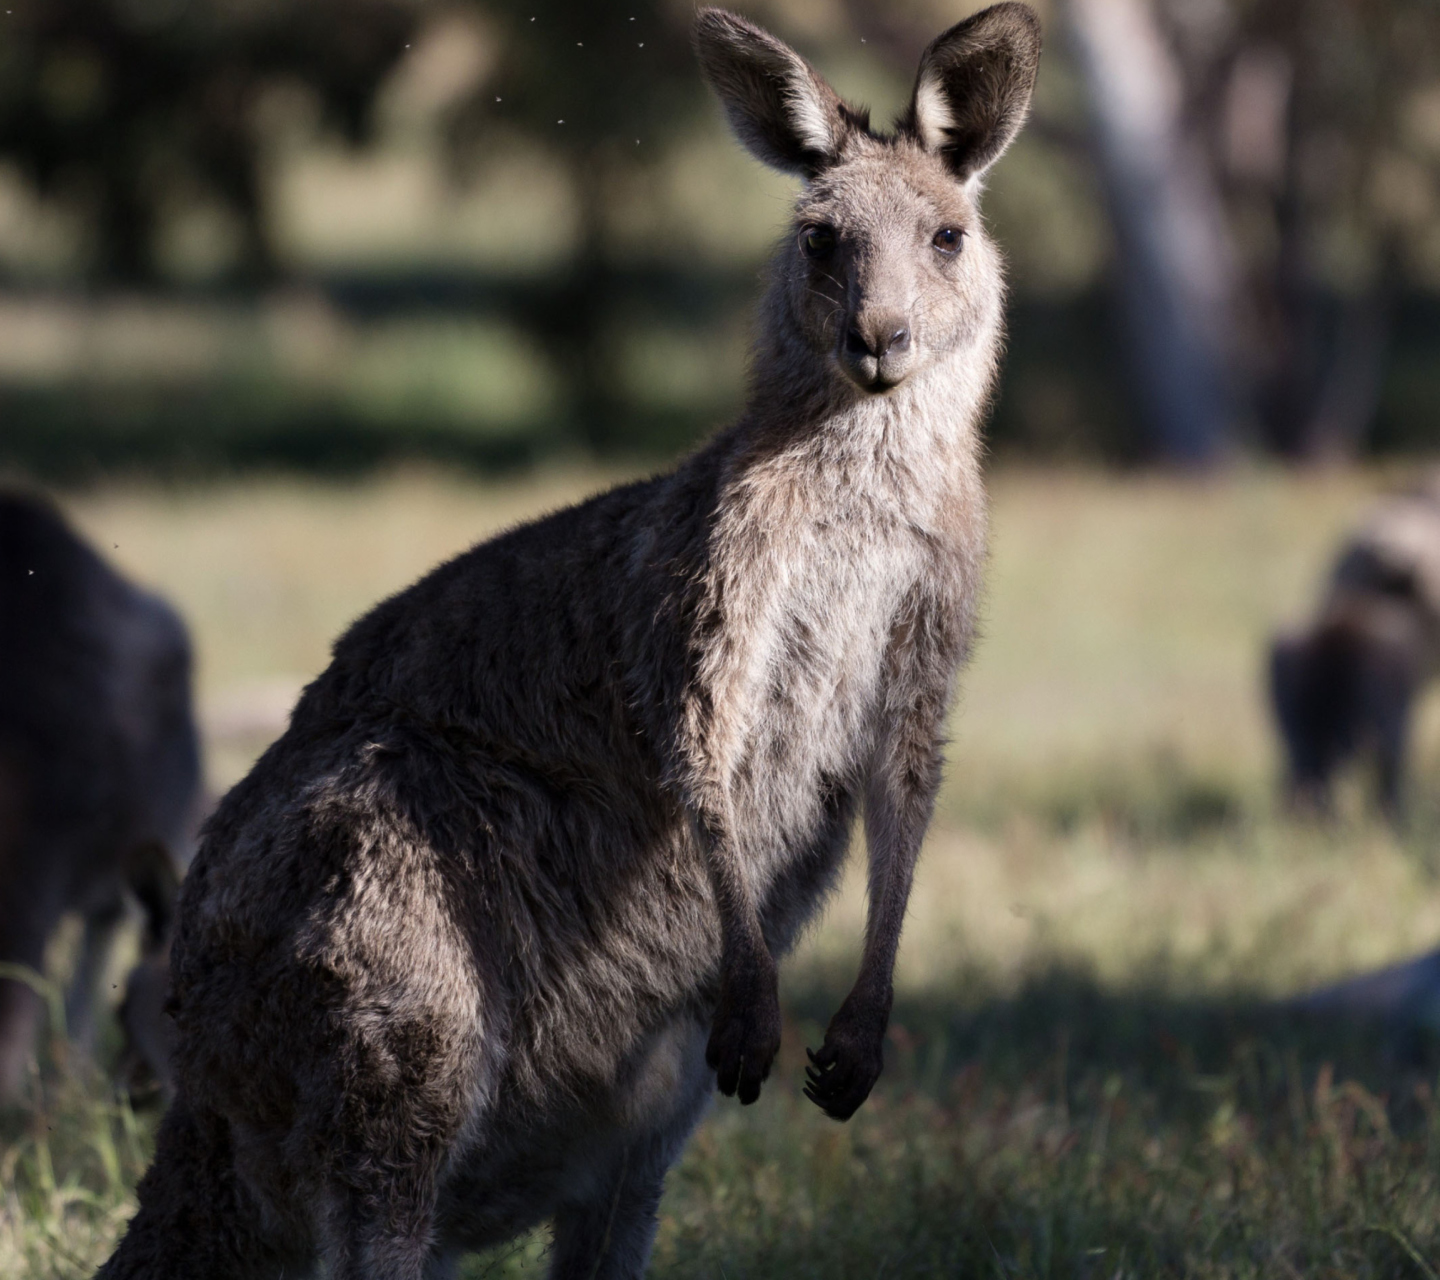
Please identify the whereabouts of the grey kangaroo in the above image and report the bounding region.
[99,6,1040,1277]
[1271,473,1440,820]
[0,491,201,1101]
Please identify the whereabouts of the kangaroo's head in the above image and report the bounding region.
[696,4,1040,396]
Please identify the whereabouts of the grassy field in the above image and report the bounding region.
[7,463,1440,1277]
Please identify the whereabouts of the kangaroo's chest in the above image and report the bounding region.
[698,506,935,861]
[755,527,912,751]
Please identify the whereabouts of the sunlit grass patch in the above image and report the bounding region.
[0,978,154,1280]
[0,1082,152,1280]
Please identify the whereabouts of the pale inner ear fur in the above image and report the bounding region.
[694,7,850,178]
[902,2,1042,187]
[787,70,837,157]
[912,72,955,154]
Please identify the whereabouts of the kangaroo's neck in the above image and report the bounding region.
[717,284,999,520]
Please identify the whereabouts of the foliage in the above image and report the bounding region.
[0,0,420,280]
[0,970,153,1280]
[1154,0,1440,457]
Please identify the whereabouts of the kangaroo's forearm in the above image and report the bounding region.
[847,588,956,1011]
[802,730,944,1121]
[692,812,773,974]
[852,751,941,1007]
[852,878,913,1010]
[696,811,783,1103]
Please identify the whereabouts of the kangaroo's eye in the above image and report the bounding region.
[932,226,963,255]
[800,224,836,260]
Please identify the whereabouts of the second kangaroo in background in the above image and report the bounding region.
[1271,472,1440,821]
[0,491,201,1104]
[100,6,1040,1278]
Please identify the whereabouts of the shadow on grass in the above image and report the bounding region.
[641,966,1440,1280]
[465,967,1440,1277]
[790,962,1440,1133]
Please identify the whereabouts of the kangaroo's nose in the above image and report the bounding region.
[845,319,911,359]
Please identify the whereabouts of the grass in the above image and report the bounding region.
[8,462,1440,1276]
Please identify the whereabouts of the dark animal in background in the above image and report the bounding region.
[115,946,182,1103]
[100,6,1040,1278]
[0,491,201,1101]
[1271,476,1440,819]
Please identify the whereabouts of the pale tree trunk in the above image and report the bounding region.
[1061,0,1244,465]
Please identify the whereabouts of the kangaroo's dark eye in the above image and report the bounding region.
[800,224,836,260]
[933,226,963,255]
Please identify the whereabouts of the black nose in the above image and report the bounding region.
[845,322,911,359]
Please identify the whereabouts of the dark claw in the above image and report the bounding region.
[804,1009,885,1121]
[807,1043,837,1070]
[738,1070,761,1105]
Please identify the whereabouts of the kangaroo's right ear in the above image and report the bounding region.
[902,2,1042,188]
[694,8,853,179]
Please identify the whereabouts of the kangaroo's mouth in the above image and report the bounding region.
[837,316,915,392]
[838,350,910,393]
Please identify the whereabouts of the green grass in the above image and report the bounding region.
[9,463,1440,1277]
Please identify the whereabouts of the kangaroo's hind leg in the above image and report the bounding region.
[548,1145,671,1280]
[548,1021,712,1280]
[322,1156,447,1280]
[309,887,491,1277]
[98,1097,310,1280]
[306,983,487,1278]
[317,1049,488,1280]
[318,1067,483,1280]
[65,890,125,1055]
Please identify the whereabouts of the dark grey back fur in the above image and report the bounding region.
[0,490,200,1101]
[99,7,1040,1278]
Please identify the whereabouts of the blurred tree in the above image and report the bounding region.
[0,0,420,282]
[1141,0,1440,459]
[1064,0,1240,466]
[444,0,713,449]
[0,0,1437,467]
[0,0,719,451]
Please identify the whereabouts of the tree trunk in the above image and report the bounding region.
[1062,0,1243,466]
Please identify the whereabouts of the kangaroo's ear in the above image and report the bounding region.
[694,8,856,179]
[902,2,1041,187]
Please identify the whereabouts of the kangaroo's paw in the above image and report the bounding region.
[706,964,781,1105]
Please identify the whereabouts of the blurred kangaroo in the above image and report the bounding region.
[0,491,201,1101]
[1271,474,1440,819]
[100,7,1040,1278]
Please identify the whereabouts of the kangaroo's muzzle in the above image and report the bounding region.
[840,310,914,391]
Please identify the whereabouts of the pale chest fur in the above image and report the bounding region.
[685,406,986,889]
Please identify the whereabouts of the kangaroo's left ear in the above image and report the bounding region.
[901,2,1042,187]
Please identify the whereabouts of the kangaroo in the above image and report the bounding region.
[99,6,1040,1277]
[0,490,201,1101]
[1271,474,1440,820]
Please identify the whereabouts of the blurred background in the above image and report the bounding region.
[0,0,1437,473]
[9,2,1440,1275]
